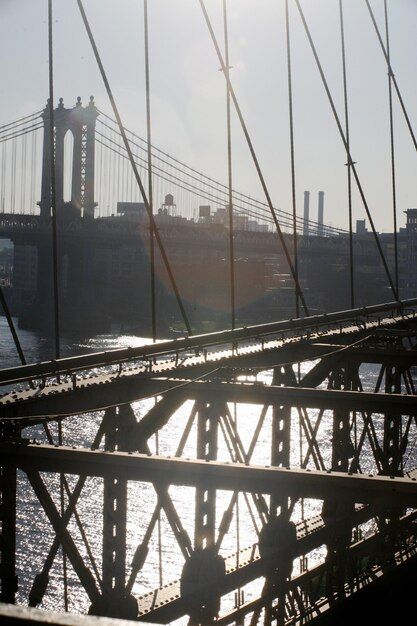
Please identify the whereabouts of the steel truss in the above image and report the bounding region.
[1,308,417,624]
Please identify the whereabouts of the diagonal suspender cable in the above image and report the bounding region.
[384,0,399,295]
[222,0,236,330]
[339,0,355,308]
[294,0,398,301]
[143,0,157,342]
[76,0,192,334]
[285,0,300,319]
[199,0,309,316]
[48,0,61,359]
[365,0,417,153]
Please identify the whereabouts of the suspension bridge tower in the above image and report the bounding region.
[18,97,108,334]
[39,95,98,219]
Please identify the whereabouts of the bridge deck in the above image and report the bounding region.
[1,310,416,419]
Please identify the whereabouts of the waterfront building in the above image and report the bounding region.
[3,203,410,336]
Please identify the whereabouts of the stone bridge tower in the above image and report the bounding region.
[39,96,98,219]
[18,97,105,335]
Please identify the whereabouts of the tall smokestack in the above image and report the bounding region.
[303,191,310,237]
[318,191,324,236]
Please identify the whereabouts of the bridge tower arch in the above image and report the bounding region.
[39,96,98,219]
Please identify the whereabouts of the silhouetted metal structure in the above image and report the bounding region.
[1,301,417,624]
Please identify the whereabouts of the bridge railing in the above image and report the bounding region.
[1,298,416,389]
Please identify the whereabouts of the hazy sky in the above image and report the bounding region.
[1,0,416,232]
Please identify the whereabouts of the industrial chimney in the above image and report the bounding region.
[303,191,310,237]
[318,191,324,236]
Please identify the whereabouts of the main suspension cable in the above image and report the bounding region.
[96,130,347,236]
[97,112,348,236]
[0,123,43,144]
[0,111,42,134]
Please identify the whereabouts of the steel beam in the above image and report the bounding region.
[2,378,417,419]
[137,507,417,624]
[25,470,100,605]
[3,442,417,507]
[101,407,128,596]
[271,366,293,515]
[195,400,220,549]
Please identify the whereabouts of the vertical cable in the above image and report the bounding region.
[339,0,355,308]
[77,0,191,333]
[285,0,299,319]
[143,7,161,594]
[365,0,417,152]
[48,0,66,608]
[294,0,398,301]
[199,0,309,316]
[285,0,302,382]
[223,0,236,329]
[144,0,157,341]
[48,0,61,360]
[384,0,399,295]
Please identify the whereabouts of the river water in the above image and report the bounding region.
[0,316,407,623]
